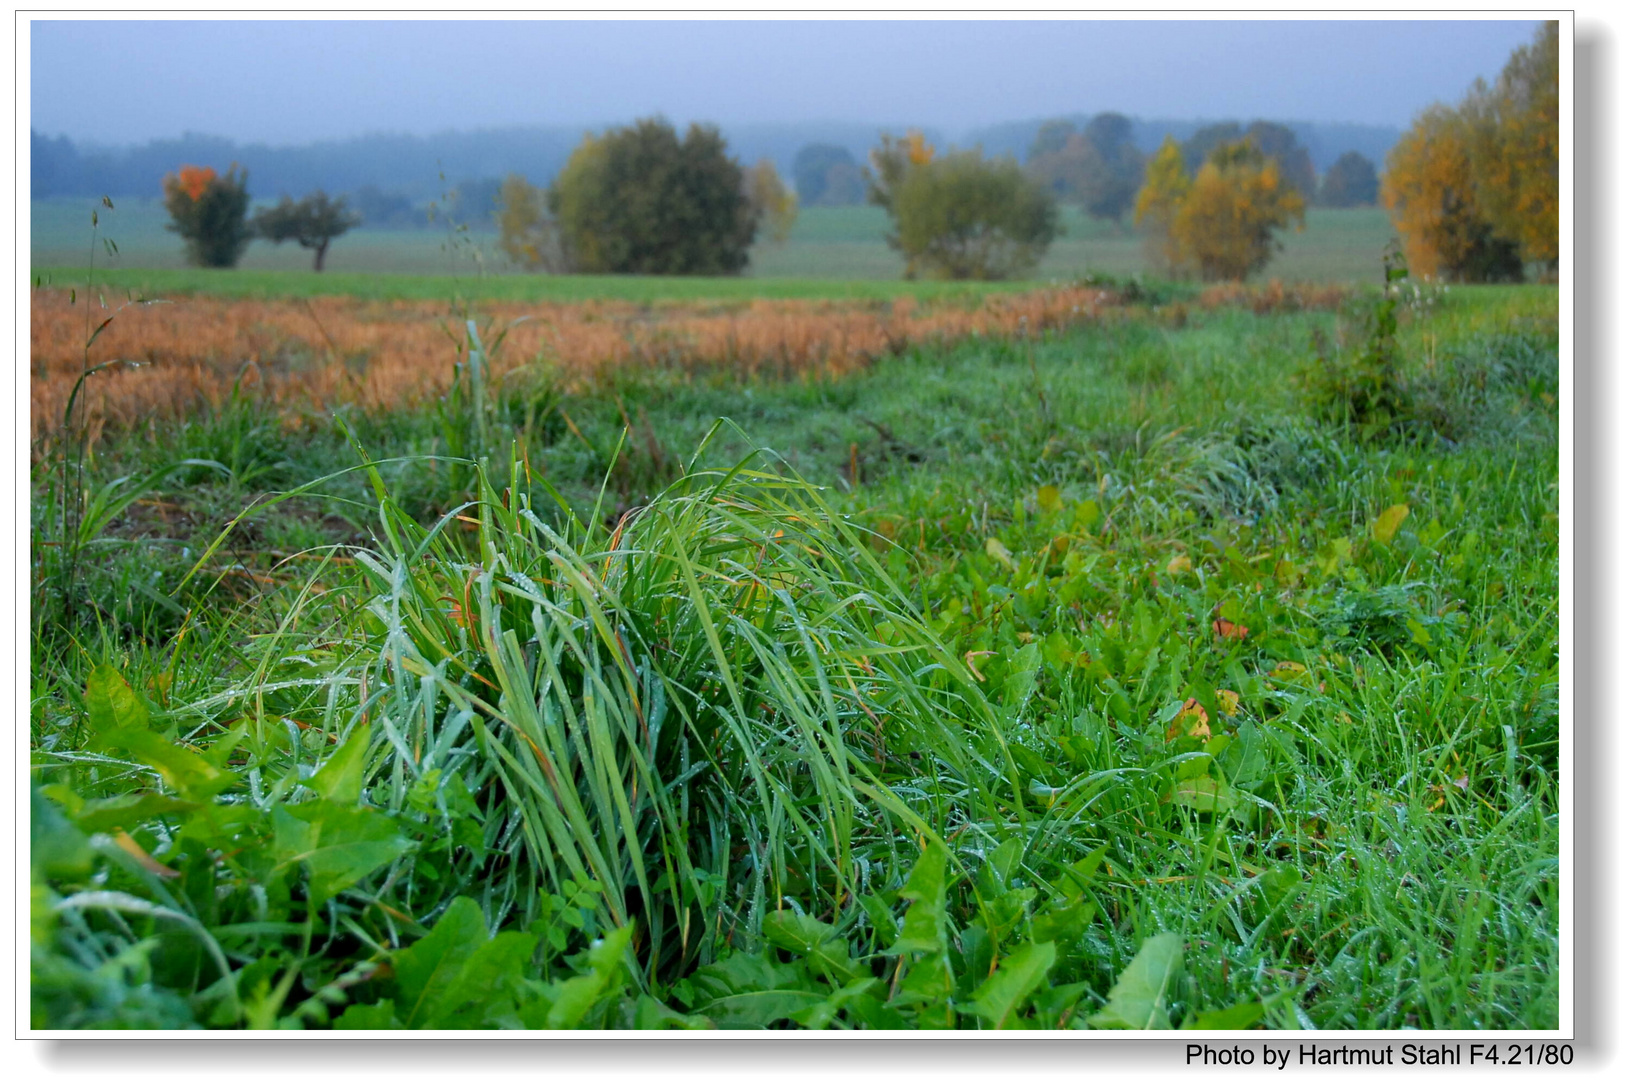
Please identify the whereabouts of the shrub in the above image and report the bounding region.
[867,134,1058,280]
[548,118,758,275]
[161,164,252,268]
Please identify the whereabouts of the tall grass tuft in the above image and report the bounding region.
[347,430,1018,986]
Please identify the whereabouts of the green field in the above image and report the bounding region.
[33,198,1398,298]
[30,266,1558,1030]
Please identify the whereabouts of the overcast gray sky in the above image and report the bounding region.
[29,18,1545,146]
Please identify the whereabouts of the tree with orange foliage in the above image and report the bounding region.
[1381,21,1554,280]
[1381,105,1523,282]
[1469,21,1558,270]
[161,163,252,268]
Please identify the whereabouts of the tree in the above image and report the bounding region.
[744,159,798,245]
[495,174,565,272]
[1245,121,1318,200]
[1133,137,1192,277]
[547,117,758,276]
[1317,151,1380,207]
[162,164,252,268]
[252,191,361,272]
[1172,139,1306,281]
[1381,104,1523,282]
[1381,21,1553,280]
[792,143,863,206]
[1025,114,1146,223]
[1181,122,1244,173]
[1468,21,1558,268]
[868,134,1058,280]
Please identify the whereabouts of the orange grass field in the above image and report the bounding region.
[30,281,1351,447]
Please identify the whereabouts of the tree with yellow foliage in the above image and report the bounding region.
[1381,21,1554,280]
[1136,137,1304,281]
[1469,21,1558,269]
[744,159,799,246]
[495,174,566,272]
[1172,139,1306,282]
[1132,137,1192,277]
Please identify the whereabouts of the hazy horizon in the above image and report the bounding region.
[29,18,1543,148]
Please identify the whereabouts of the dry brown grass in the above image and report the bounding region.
[31,286,1118,445]
[1194,279,1354,314]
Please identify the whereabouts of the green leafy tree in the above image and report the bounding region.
[870,134,1058,280]
[548,117,757,275]
[161,163,252,268]
[251,191,361,272]
[1317,151,1381,207]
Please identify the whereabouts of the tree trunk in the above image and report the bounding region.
[313,239,330,273]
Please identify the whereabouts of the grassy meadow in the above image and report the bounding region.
[30,208,1559,1030]
[32,197,1398,291]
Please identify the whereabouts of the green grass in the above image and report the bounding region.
[33,198,1397,297]
[30,279,1558,1030]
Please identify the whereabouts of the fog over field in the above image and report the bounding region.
[32,18,1537,145]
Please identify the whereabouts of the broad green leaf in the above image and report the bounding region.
[789,976,884,1029]
[428,931,537,1029]
[72,792,200,833]
[764,910,861,984]
[271,802,413,905]
[1052,846,1108,902]
[84,664,149,733]
[1170,776,1242,814]
[1036,485,1063,513]
[31,785,93,880]
[687,949,827,1029]
[84,666,231,800]
[1184,1001,1266,1029]
[959,941,1057,1029]
[1371,503,1410,544]
[303,724,372,804]
[632,994,714,1030]
[887,844,948,956]
[1089,932,1183,1030]
[101,728,232,801]
[540,924,634,1029]
[335,1000,403,1029]
[392,896,488,1028]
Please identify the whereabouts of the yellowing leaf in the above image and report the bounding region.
[1166,553,1193,574]
[1167,698,1211,741]
[1216,689,1240,717]
[1371,503,1410,544]
[1036,485,1064,513]
[984,537,1016,571]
